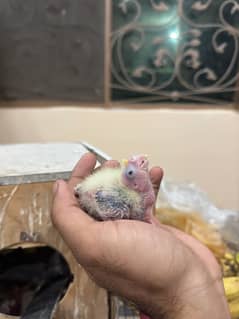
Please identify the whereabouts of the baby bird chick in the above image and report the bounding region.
[74,155,155,222]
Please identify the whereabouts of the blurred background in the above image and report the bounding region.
[0,0,238,212]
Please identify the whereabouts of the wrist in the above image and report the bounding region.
[175,264,230,319]
[150,256,230,319]
[140,253,230,319]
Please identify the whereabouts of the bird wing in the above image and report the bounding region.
[95,188,131,220]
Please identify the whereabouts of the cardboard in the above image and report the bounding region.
[0,182,108,319]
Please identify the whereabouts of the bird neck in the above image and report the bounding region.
[143,186,155,209]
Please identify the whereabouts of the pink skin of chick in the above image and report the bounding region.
[122,156,155,223]
[128,154,149,171]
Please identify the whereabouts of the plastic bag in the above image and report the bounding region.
[157,178,239,249]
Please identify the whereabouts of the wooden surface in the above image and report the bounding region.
[0,182,108,319]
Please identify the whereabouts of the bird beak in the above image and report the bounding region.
[122,159,128,167]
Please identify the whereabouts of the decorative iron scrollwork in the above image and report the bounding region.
[112,0,239,104]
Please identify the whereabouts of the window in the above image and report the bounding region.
[112,0,239,104]
[0,0,238,106]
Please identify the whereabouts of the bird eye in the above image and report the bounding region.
[126,166,135,179]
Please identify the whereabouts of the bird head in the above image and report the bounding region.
[128,154,149,171]
[121,158,150,193]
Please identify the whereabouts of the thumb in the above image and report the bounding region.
[51,180,99,264]
[51,179,81,225]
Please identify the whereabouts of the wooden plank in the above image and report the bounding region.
[0,182,108,319]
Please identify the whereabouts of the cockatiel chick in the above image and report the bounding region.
[74,155,155,223]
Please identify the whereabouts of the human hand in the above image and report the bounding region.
[51,153,230,319]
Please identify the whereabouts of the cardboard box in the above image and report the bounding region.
[0,144,108,319]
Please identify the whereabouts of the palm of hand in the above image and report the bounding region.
[67,153,220,278]
[52,153,226,318]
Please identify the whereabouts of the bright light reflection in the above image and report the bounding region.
[169,31,179,40]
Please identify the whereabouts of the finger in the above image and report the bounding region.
[68,152,97,190]
[102,160,120,168]
[89,159,120,175]
[51,180,100,264]
[149,167,164,197]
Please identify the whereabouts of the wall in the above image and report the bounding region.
[0,105,238,211]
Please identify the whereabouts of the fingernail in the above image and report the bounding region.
[53,180,59,195]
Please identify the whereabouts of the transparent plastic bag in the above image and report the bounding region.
[157,178,239,249]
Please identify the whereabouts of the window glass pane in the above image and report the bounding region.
[111,0,239,104]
